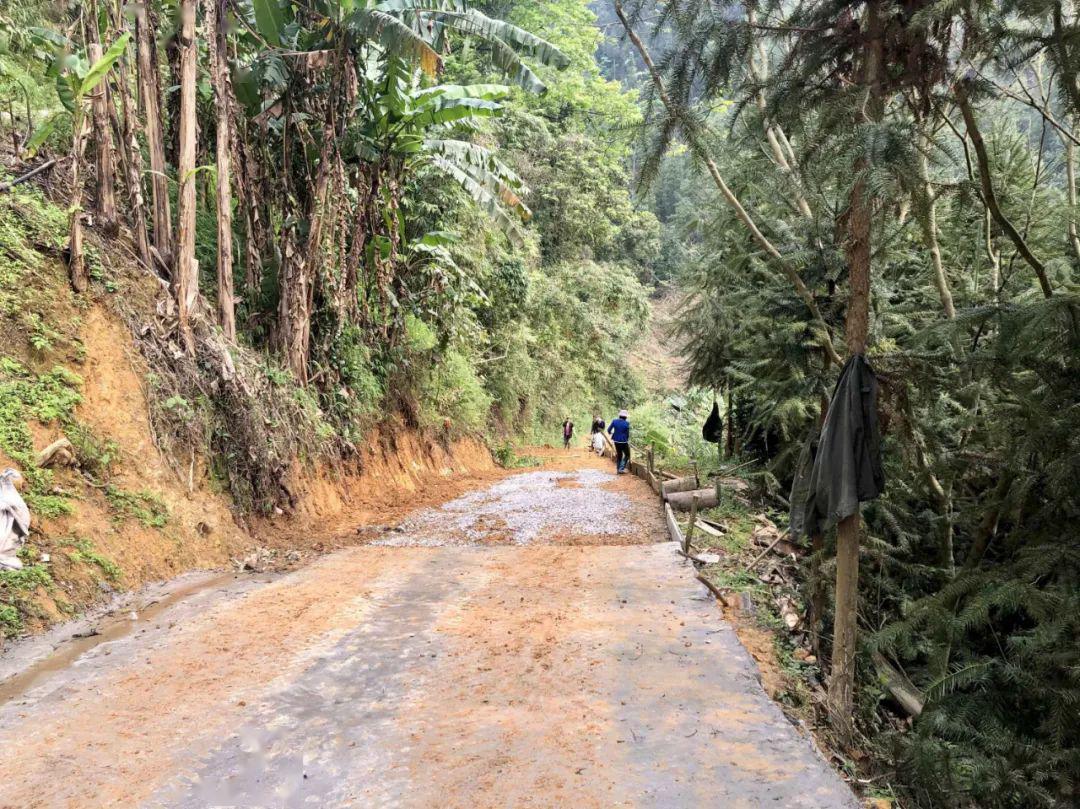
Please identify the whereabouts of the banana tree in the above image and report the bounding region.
[26,29,130,291]
[343,62,531,334]
[228,0,565,379]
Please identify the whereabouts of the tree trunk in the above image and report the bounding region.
[111,2,152,270]
[279,138,333,383]
[174,0,199,353]
[204,0,235,341]
[87,42,119,236]
[724,381,736,459]
[278,224,311,382]
[67,109,92,293]
[916,134,956,319]
[135,3,173,268]
[1065,129,1080,265]
[828,0,884,740]
[964,473,1014,569]
[746,7,813,220]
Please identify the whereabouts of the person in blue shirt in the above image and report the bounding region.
[607,409,631,474]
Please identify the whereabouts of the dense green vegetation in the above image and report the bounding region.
[614,1,1080,806]
[0,0,659,514]
[3,0,1078,804]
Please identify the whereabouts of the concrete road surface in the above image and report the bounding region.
[0,458,856,808]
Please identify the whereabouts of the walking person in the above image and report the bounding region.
[607,409,631,474]
[562,417,575,450]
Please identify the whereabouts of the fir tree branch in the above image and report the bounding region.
[612,0,843,367]
[955,80,1055,299]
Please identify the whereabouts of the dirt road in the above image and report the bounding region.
[0,451,855,808]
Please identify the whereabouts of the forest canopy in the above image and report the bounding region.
[609,1,1080,806]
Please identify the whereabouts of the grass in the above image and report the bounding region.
[103,485,169,528]
[493,441,542,468]
[0,563,53,638]
[0,603,19,637]
[0,189,89,518]
[0,359,83,517]
[64,537,122,582]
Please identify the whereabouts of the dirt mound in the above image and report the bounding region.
[1,249,494,644]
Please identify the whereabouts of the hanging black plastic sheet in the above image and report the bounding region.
[702,401,723,443]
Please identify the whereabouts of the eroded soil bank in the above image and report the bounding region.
[0,450,854,808]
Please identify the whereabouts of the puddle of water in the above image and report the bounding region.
[0,570,243,705]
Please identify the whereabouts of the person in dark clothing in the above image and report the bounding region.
[607,409,631,473]
[591,415,605,434]
[562,418,574,449]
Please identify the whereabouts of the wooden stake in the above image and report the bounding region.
[685,493,699,555]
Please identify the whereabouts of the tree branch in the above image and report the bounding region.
[955,81,1054,299]
[613,0,843,366]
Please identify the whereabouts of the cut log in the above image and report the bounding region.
[661,475,699,499]
[667,488,719,511]
[715,476,750,493]
[872,651,924,717]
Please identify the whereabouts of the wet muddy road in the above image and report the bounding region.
[0,452,855,808]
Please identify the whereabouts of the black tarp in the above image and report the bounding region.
[702,401,723,443]
[789,355,884,540]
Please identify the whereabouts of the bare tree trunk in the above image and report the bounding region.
[724,381,736,459]
[916,133,956,319]
[612,0,842,367]
[963,473,1014,569]
[85,40,120,236]
[135,3,173,269]
[204,0,235,341]
[278,225,311,382]
[828,0,884,740]
[279,139,333,382]
[111,2,152,270]
[1065,130,1080,264]
[235,127,265,300]
[67,109,92,293]
[175,0,199,353]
